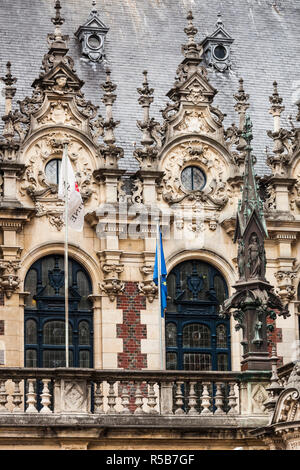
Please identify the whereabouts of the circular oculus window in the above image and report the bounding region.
[87,34,102,50]
[213,44,228,61]
[181,166,206,192]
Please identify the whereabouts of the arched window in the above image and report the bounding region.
[24,255,93,368]
[165,260,230,371]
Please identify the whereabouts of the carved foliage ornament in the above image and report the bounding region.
[20,133,95,230]
[0,260,21,298]
[161,140,229,210]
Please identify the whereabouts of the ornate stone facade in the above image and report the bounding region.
[0,0,299,451]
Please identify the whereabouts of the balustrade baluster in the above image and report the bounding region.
[187,381,199,416]
[26,379,38,413]
[107,381,117,414]
[200,381,212,415]
[214,382,225,414]
[12,379,23,412]
[40,379,52,414]
[0,380,8,412]
[174,381,185,415]
[120,381,130,414]
[134,381,144,415]
[227,382,238,414]
[94,381,104,414]
[147,381,158,414]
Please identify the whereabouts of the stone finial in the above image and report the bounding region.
[216,11,224,28]
[182,10,201,60]
[234,78,250,128]
[101,68,119,146]
[263,345,284,416]
[134,71,162,169]
[51,0,65,27]
[269,81,285,132]
[1,62,17,115]
[98,68,123,167]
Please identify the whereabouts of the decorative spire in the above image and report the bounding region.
[182,11,201,61]
[234,78,250,129]
[97,69,123,168]
[134,71,161,169]
[216,11,224,28]
[101,68,119,146]
[1,62,17,115]
[237,115,268,242]
[42,0,69,72]
[269,81,285,132]
[51,0,65,27]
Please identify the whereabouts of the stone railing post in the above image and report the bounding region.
[160,381,174,415]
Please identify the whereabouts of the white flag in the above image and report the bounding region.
[58,149,84,232]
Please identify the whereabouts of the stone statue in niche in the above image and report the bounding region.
[248,233,263,278]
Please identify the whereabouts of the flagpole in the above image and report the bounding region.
[63,142,69,368]
[157,221,163,370]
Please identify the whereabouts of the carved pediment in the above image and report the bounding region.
[33,62,84,94]
[179,73,217,104]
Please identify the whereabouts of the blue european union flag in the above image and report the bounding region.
[153,229,167,318]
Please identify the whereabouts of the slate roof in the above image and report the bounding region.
[1,0,300,175]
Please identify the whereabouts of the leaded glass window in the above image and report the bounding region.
[166,352,177,370]
[24,255,93,369]
[79,350,90,368]
[26,320,37,344]
[183,324,211,348]
[217,354,228,371]
[181,166,206,191]
[183,353,212,371]
[45,159,61,185]
[166,323,177,347]
[26,349,37,367]
[216,324,227,348]
[43,321,72,345]
[43,350,73,368]
[165,260,230,371]
[79,321,90,345]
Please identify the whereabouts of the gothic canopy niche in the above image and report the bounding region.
[75,1,109,63]
[158,12,234,211]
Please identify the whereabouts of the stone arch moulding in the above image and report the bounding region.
[18,127,99,215]
[166,248,237,297]
[19,242,101,294]
[158,134,233,208]
[159,133,234,171]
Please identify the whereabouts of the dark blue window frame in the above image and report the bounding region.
[24,255,93,369]
[166,260,231,371]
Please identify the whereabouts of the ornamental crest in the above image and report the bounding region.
[160,140,229,210]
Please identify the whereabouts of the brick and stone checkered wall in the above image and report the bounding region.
[117,282,147,370]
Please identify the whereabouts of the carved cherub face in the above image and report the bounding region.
[56,76,67,88]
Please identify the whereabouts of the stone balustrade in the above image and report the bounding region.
[0,368,271,422]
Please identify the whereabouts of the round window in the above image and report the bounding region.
[87,34,102,50]
[45,159,61,185]
[213,44,227,61]
[181,166,206,191]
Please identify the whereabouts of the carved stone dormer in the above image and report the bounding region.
[75,1,109,63]
[160,11,226,145]
[201,12,234,72]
